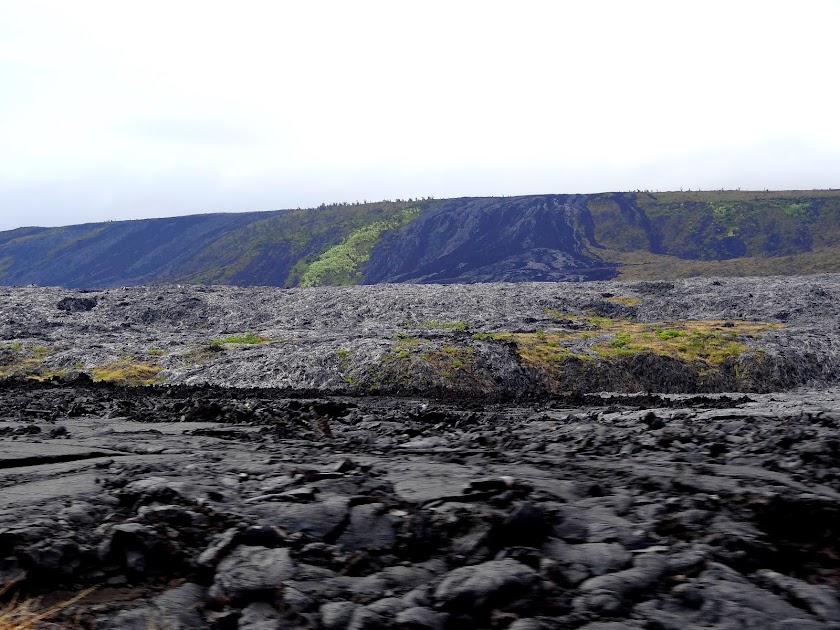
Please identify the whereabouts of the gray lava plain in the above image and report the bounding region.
[1,276,840,628]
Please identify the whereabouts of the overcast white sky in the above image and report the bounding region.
[1,0,838,231]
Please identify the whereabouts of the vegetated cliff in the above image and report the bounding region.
[0,276,838,395]
[1,190,839,288]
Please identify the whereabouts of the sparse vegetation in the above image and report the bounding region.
[421,345,473,377]
[604,296,642,306]
[388,333,427,360]
[210,332,269,346]
[92,357,162,385]
[543,308,576,319]
[0,579,95,629]
[0,344,60,380]
[336,348,352,380]
[471,315,781,372]
[297,208,420,287]
[587,190,840,279]
[590,320,779,363]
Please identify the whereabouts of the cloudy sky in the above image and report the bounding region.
[1,1,838,231]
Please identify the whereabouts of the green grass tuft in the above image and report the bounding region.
[210,332,269,346]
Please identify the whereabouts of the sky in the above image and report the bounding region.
[1,0,839,231]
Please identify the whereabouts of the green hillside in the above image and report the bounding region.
[586,190,840,279]
[170,200,429,286]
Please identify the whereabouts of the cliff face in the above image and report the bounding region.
[363,195,615,283]
[1,190,839,288]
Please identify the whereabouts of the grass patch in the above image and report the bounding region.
[421,345,474,377]
[92,357,162,385]
[543,308,578,319]
[471,317,781,370]
[147,347,165,356]
[591,320,780,363]
[384,333,430,362]
[475,330,590,372]
[471,332,506,341]
[604,296,643,306]
[210,332,269,346]
[656,328,685,340]
[336,348,352,379]
[0,344,60,380]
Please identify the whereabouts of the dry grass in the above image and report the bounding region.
[604,295,643,306]
[0,579,95,629]
[91,357,162,385]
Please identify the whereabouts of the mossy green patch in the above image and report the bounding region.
[420,320,467,331]
[210,332,269,346]
[604,296,642,306]
[590,320,779,363]
[472,316,780,371]
[296,208,420,287]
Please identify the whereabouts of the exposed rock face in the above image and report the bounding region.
[363,195,615,283]
[0,275,838,394]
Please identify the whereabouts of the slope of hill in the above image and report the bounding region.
[1,190,839,288]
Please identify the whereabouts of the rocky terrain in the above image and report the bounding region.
[0,275,838,394]
[0,276,839,628]
[2,380,840,628]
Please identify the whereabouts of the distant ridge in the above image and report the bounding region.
[1,190,839,288]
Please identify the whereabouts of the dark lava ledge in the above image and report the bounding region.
[0,276,838,628]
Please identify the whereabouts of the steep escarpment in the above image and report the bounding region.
[0,212,275,288]
[0,276,838,395]
[2,190,839,288]
[363,195,615,283]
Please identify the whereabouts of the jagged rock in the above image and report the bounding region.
[57,296,98,312]
[338,503,397,551]
[101,582,207,630]
[247,496,350,539]
[208,546,297,604]
[433,558,542,613]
